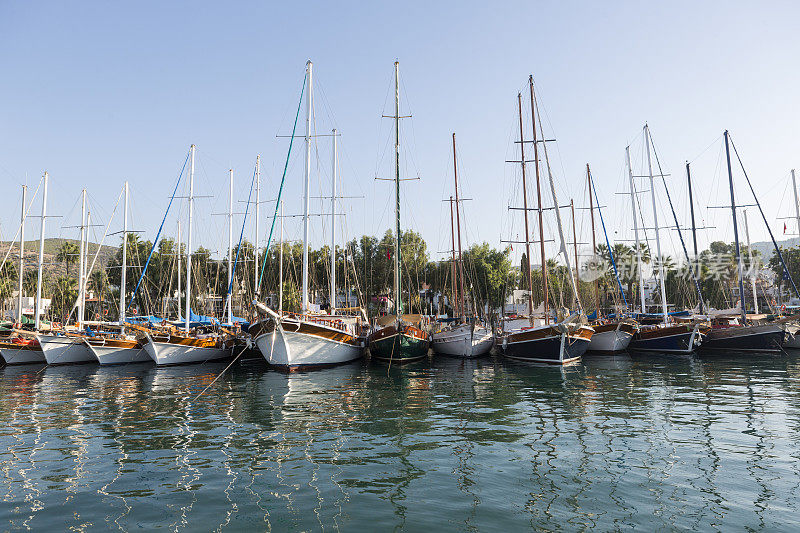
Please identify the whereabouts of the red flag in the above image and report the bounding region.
[784,222,787,234]
[387,249,391,259]
[510,243,513,251]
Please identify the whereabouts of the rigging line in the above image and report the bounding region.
[646,128,704,308]
[688,134,724,165]
[225,161,257,311]
[729,134,800,300]
[0,175,43,273]
[127,148,190,313]
[256,71,306,293]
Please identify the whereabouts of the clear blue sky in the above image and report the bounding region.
[2,0,800,266]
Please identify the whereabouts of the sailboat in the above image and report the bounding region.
[583,164,638,353]
[626,125,710,354]
[698,131,785,354]
[496,76,594,365]
[250,61,366,371]
[0,183,46,365]
[138,145,232,365]
[84,182,150,365]
[367,62,431,364]
[37,187,97,364]
[431,133,493,358]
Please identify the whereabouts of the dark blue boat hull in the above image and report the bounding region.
[628,328,703,354]
[700,325,785,354]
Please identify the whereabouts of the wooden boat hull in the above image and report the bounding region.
[85,337,150,365]
[628,324,707,354]
[0,341,45,365]
[431,324,493,358]
[251,318,364,370]
[700,324,785,354]
[587,322,637,353]
[369,324,430,363]
[498,324,593,364]
[37,334,95,364]
[140,332,231,366]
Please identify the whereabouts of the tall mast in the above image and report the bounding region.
[77,189,87,328]
[227,168,234,324]
[84,211,91,323]
[724,130,747,325]
[185,144,195,333]
[119,181,129,330]
[686,162,699,258]
[570,199,579,301]
[626,146,645,314]
[17,185,27,324]
[644,124,668,324]
[279,200,284,315]
[452,133,466,318]
[449,196,457,315]
[529,76,548,323]
[792,169,800,241]
[393,61,402,316]
[687,161,703,314]
[330,129,337,312]
[301,60,313,314]
[534,87,581,312]
[176,220,181,319]
[254,155,260,296]
[35,172,48,331]
[743,209,758,314]
[516,92,534,320]
[586,165,600,315]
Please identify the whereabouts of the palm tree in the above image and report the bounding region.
[90,270,108,307]
[56,241,80,280]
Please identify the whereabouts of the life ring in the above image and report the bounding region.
[781,305,787,313]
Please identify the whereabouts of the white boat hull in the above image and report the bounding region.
[587,329,634,352]
[37,334,96,364]
[143,335,231,366]
[254,323,364,370]
[86,342,151,365]
[431,324,493,358]
[0,345,46,365]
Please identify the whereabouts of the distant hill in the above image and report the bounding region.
[0,238,118,278]
[749,237,799,259]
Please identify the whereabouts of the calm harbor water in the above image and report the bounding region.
[2,353,800,531]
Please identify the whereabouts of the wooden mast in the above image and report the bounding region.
[449,196,457,316]
[587,165,600,315]
[393,61,402,317]
[529,76,548,324]
[452,133,466,318]
[516,92,535,320]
